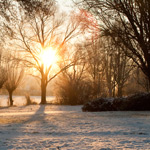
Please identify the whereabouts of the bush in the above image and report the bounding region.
[82,98,116,111]
[25,94,39,105]
[56,81,92,105]
[25,94,32,105]
[55,73,92,105]
[124,93,150,110]
[82,93,150,111]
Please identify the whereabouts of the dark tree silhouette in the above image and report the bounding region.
[80,0,150,83]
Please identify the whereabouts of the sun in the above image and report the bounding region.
[40,46,58,68]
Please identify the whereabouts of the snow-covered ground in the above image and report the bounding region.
[0,105,150,150]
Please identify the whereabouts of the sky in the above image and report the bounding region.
[56,0,75,13]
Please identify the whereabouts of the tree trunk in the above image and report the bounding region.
[40,75,47,104]
[9,91,13,106]
[118,85,123,97]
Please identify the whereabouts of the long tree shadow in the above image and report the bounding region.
[0,104,59,149]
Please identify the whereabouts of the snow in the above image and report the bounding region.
[0,105,150,149]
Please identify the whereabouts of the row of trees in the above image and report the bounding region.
[78,0,150,83]
[55,0,150,104]
[55,36,149,105]
[0,0,149,105]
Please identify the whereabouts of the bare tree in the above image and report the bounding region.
[83,38,106,98]
[2,0,86,104]
[4,53,24,106]
[79,0,150,84]
[101,37,134,97]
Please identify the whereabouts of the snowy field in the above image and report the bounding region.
[0,105,150,149]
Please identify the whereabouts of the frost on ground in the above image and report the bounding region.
[0,105,150,150]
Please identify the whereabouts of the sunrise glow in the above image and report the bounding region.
[40,47,58,68]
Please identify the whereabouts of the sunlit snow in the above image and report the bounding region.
[0,103,150,149]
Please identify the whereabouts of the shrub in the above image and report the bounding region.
[25,94,32,105]
[82,93,150,111]
[55,72,92,105]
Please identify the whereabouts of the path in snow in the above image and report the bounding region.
[0,105,150,149]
